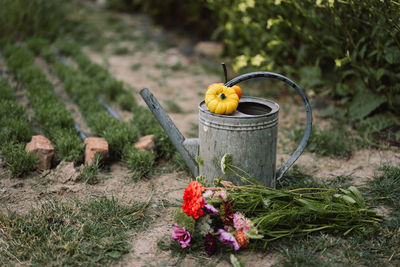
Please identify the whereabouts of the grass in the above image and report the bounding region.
[164,99,185,114]
[1,142,37,178]
[0,196,150,266]
[0,79,37,177]
[52,37,178,165]
[79,154,103,185]
[1,43,83,163]
[288,124,354,158]
[272,164,400,266]
[366,164,400,229]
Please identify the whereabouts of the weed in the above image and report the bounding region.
[112,46,130,55]
[164,99,185,114]
[170,152,191,174]
[366,164,400,229]
[0,197,150,266]
[1,142,37,177]
[123,146,155,180]
[288,125,353,158]
[80,154,102,185]
[130,63,142,71]
[278,165,324,189]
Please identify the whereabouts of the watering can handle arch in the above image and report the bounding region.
[224,71,312,181]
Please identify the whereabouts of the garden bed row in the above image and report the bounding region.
[26,38,181,178]
[2,44,83,164]
[0,78,37,177]
[52,38,176,160]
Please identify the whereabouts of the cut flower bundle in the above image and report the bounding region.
[171,179,382,255]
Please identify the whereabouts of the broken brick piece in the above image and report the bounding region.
[25,135,55,170]
[84,137,109,165]
[134,134,155,151]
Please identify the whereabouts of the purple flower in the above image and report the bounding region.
[217,229,240,251]
[204,233,217,256]
[203,198,219,215]
[172,223,191,248]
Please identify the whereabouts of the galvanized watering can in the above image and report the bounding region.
[140,71,312,188]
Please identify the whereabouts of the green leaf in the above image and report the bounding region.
[246,231,264,239]
[348,90,386,120]
[384,46,400,64]
[376,68,386,80]
[107,251,121,259]
[348,186,365,208]
[230,254,244,267]
[357,113,396,134]
[298,64,324,89]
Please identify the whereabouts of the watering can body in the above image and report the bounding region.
[140,71,312,188]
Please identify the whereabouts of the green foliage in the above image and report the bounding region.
[2,44,83,163]
[206,0,400,134]
[80,154,102,185]
[1,142,37,177]
[288,124,354,158]
[0,101,32,144]
[173,209,195,233]
[0,0,70,41]
[0,197,150,266]
[105,0,217,38]
[367,164,400,227]
[0,79,36,177]
[122,146,155,180]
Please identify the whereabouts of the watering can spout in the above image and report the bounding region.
[140,88,199,177]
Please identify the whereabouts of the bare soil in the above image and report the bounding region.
[1,5,399,267]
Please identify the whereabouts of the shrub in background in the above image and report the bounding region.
[0,0,70,40]
[105,0,217,39]
[207,0,400,137]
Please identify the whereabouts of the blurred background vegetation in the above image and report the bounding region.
[0,0,399,143]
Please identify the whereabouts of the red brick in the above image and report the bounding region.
[25,135,54,170]
[84,137,109,165]
[134,134,155,151]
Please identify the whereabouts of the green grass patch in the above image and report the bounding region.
[79,154,102,185]
[1,142,37,178]
[0,196,150,266]
[122,146,155,180]
[288,124,354,158]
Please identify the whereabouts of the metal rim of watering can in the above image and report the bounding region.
[224,71,313,181]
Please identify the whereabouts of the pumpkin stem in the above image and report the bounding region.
[218,93,226,100]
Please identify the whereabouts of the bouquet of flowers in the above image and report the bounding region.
[171,176,383,256]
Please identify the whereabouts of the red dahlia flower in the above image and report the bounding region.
[181,181,205,219]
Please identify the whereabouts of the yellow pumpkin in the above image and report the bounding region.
[205,83,239,115]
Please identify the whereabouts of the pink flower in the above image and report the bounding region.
[217,229,240,251]
[233,212,251,232]
[172,223,191,248]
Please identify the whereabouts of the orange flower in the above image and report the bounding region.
[181,181,205,219]
[235,231,247,248]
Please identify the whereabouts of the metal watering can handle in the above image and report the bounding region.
[224,71,312,181]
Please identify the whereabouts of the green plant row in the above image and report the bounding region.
[52,37,177,160]
[1,44,83,163]
[0,78,37,177]
[25,39,157,179]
